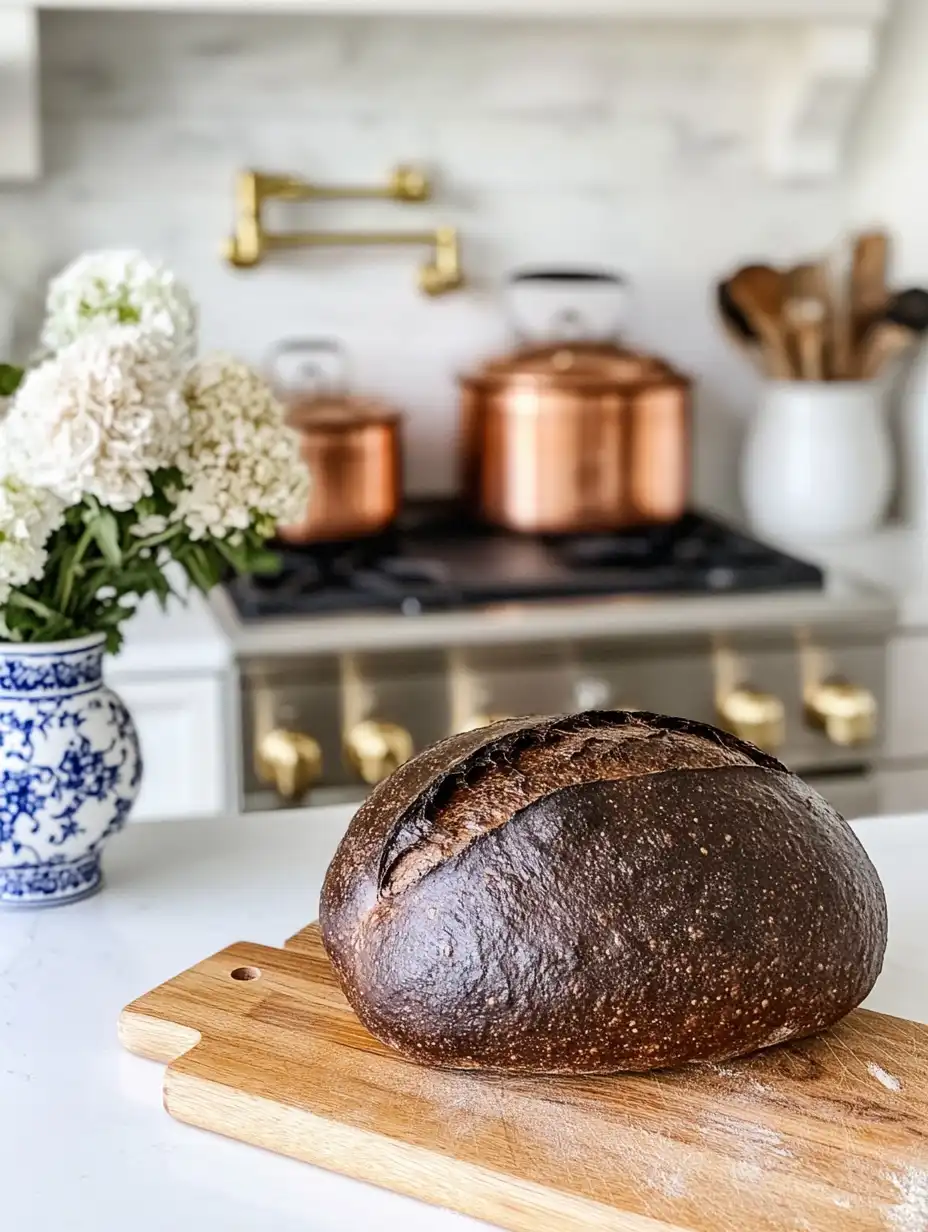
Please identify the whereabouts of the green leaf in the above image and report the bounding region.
[7,591,58,620]
[245,548,281,576]
[175,542,222,594]
[0,364,24,396]
[87,510,122,567]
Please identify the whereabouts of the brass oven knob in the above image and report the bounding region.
[805,680,877,747]
[717,687,786,753]
[344,720,414,786]
[255,728,323,802]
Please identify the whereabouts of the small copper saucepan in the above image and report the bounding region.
[268,340,402,544]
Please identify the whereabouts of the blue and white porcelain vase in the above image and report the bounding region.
[0,634,141,907]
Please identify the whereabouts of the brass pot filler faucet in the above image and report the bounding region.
[222,163,464,296]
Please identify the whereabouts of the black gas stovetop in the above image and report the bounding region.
[224,503,824,623]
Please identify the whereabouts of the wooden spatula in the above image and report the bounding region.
[850,230,890,356]
[859,321,916,381]
[726,265,794,379]
[827,241,856,381]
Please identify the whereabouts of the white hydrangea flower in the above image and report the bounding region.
[174,354,308,541]
[41,249,197,368]
[0,472,65,604]
[130,513,169,538]
[3,325,189,512]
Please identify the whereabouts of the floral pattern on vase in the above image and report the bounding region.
[0,634,141,907]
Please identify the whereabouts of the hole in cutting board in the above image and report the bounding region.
[230,966,262,982]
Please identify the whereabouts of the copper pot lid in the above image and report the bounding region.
[286,393,401,432]
[463,342,680,389]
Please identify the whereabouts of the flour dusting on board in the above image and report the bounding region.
[705,1061,772,1096]
[384,1062,696,1201]
[884,1166,928,1231]
[868,1062,903,1093]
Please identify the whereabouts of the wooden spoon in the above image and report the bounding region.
[784,297,826,381]
[717,282,771,376]
[717,280,756,342]
[787,262,830,303]
[726,264,794,379]
[784,262,832,377]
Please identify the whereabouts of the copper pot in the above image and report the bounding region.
[460,342,691,534]
[269,340,402,543]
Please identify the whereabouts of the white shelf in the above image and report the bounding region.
[0,0,893,183]
[0,0,891,15]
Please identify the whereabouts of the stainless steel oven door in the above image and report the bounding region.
[803,770,881,820]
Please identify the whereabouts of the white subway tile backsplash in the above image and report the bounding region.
[1,11,851,513]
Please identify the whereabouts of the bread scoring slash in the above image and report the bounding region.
[320,711,887,1074]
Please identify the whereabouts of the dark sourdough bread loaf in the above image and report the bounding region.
[320,710,887,1074]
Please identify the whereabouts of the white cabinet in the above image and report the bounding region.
[109,672,230,822]
[0,6,39,180]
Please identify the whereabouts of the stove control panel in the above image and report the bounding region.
[240,625,887,811]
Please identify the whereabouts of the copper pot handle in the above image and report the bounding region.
[265,338,350,398]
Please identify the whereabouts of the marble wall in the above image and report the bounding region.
[0,12,851,510]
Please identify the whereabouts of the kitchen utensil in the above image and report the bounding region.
[459,343,691,534]
[826,243,856,381]
[785,262,832,376]
[886,287,928,335]
[726,265,794,379]
[858,321,917,381]
[784,297,826,381]
[716,280,755,343]
[850,230,891,352]
[121,921,928,1232]
[716,281,764,373]
[505,268,629,343]
[268,339,402,543]
[743,381,893,541]
[787,261,831,304]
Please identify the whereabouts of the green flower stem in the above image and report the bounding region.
[123,523,184,560]
[56,523,95,614]
[7,591,57,620]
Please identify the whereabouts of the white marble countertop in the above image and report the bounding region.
[110,586,232,677]
[788,524,928,632]
[1,806,926,1232]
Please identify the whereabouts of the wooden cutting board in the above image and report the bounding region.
[119,923,928,1232]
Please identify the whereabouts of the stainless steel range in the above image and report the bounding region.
[212,504,895,820]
